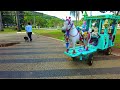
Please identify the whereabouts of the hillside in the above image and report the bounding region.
[24,11,64,28]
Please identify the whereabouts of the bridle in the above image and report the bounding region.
[65,19,79,37]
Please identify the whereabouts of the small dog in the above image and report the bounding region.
[24,36,29,42]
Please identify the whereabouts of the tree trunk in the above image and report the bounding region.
[76,12,78,26]
[90,11,92,16]
[116,11,120,15]
[77,11,80,22]
[16,11,21,31]
[0,11,3,31]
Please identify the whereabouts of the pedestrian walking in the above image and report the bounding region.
[25,22,32,42]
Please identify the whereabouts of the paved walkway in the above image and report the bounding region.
[0,32,120,79]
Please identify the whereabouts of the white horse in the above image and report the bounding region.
[62,18,92,53]
[62,17,80,53]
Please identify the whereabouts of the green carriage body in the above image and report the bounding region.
[84,14,120,50]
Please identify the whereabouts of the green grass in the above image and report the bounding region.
[0,28,26,34]
[33,29,65,41]
[114,30,120,48]
[33,29,120,49]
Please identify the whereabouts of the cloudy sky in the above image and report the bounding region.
[35,11,113,20]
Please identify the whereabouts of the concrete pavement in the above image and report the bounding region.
[0,32,120,79]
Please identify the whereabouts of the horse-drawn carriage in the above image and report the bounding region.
[62,15,120,66]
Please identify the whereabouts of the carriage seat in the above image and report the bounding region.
[90,29,99,46]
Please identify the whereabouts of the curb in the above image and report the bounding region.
[17,32,35,34]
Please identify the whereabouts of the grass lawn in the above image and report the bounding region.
[33,29,65,41]
[114,29,120,48]
[0,28,25,34]
[33,29,120,49]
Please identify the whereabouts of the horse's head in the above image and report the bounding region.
[62,17,74,33]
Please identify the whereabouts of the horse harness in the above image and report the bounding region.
[66,19,79,37]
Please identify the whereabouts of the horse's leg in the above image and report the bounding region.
[73,42,76,54]
[79,34,84,46]
[83,38,88,50]
[69,39,73,47]
[83,38,86,49]
[66,42,70,52]
[86,33,91,51]
[65,36,70,52]
[72,37,77,54]
[86,38,89,51]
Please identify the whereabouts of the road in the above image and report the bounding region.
[0,33,120,79]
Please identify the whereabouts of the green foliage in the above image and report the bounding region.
[24,11,64,28]
[73,18,84,26]
[1,11,15,26]
[1,11,64,30]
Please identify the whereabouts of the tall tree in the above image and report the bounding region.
[1,11,14,27]
[16,11,21,31]
[70,11,83,25]
[19,11,24,30]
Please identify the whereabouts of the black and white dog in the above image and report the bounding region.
[24,36,29,42]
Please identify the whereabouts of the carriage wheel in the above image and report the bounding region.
[76,41,79,44]
[87,54,93,66]
[105,47,112,55]
[72,57,77,60]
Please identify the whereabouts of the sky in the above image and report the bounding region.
[35,11,113,20]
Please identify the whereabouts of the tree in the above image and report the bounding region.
[24,11,64,28]
[19,11,24,29]
[70,11,84,26]
[1,11,14,28]
[0,11,3,31]
[16,11,21,31]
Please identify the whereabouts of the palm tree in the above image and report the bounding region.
[70,11,84,26]
[0,11,3,31]
[90,11,92,16]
